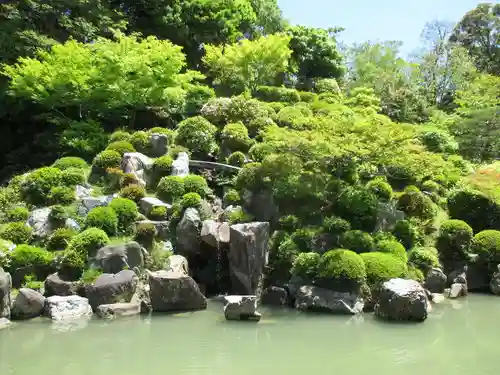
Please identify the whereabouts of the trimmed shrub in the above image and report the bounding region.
[149,127,175,144]
[227,151,246,167]
[120,173,139,188]
[436,220,473,263]
[85,207,118,235]
[298,91,317,103]
[181,192,202,209]
[52,157,88,171]
[408,247,440,272]
[119,184,146,204]
[134,222,157,249]
[129,131,150,152]
[68,228,110,258]
[314,78,340,94]
[471,230,500,262]
[1,222,32,244]
[167,145,189,160]
[406,265,425,282]
[376,240,408,262]
[421,180,441,195]
[339,230,374,254]
[397,190,436,220]
[223,189,241,207]
[92,150,122,170]
[157,176,185,202]
[227,206,252,224]
[253,86,301,103]
[392,220,421,249]
[61,168,86,186]
[235,162,263,191]
[323,216,351,235]
[108,198,138,232]
[109,130,131,142]
[149,206,168,221]
[278,215,300,232]
[46,228,78,251]
[59,249,85,278]
[183,175,209,197]
[106,140,136,155]
[247,117,275,138]
[175,116,217,158]
[49,186,76,205]
[366,179,393,201]
[9,245,54,270]
[153,155,173,177]
[48,205,67,226]
[291,228,318,252]
[268,234,299,278]
[448,190,500,233]
[221,122,252,153]
[291,252,321,279]
[335,187,378,232]
[318,249,367,285]
[21,167,62,205]
[360,252,408,286]
[6,207,29,222]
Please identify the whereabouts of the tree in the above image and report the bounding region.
[203,34,292,93]
[450,3,500,75]
[250,0,286,35]
[455,73,500,114]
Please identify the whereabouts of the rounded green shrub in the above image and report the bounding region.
[291,252,321,279]
[61,168,86,186]
[235,162,263,191]
[247,117,275,138]
[106,140,136,155]
[119,184,146,204]
[278,215,300,232]
[183,175,208,197]
[9,245,54,270]
[149,206,168,221]
[157,176,185,202]
[397,190,436,220]
[366,179,393,201]
[48,205,67,225]
[1,222,32,244]
[406,265,425,282]
[471,230,500,262]
[436,220,473,263]
[181,192,202,209]
[314,78,340,94]
[248,143,273,162]
[318,249,366,285]
[392,220,421,249]
[269,235,299,277]
[59,249,85,278]
[175,116,217,158]
[221,122,252,152]
[448,190,500,233]
[335,187,378,232]
[85,207,118,235]
[21,167,62,205]
[52,157,88,171]
[223,189,241,207]
[323,216,351,235]
[49,186,75,205]
[120,173,139,188]
[153,155,173,177]
[129,131,150,152]
[360,252,408,286]
[109,130,131,142]
[421,180,441,195]
[408,247,440,271]
[6,207,29,222]
[227,151,246,167]
[68,228,110,258]
[109,198,138,232]
[339,230,374,254]
[376,240,408,262]
[134,222,157,249]
[46,227,78,251]
[167,145,189,160]
[291,228,318,252]
[149,127,175,142]
[92,150,122,170]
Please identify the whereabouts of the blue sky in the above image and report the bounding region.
[277,0,490,56]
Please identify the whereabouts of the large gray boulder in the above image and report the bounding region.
[375,278,430,322]
[228,222,270,295]
[11,288,45,320]
[295,285,364,314]
[96,302,141,319]
[490,265,500,295]
[201,220,230,248]
[261,286,289,306]
[93,242,145,274]
[0,269,12,318]
[44,273,81,297]
[139,197,172,216]
[223,295,261,321]
[27,207,81,239]
[122,152,154,187]
[44,295,92,321]
[78,195,115,216]
[425,268,447,293]
[175,208,201,256]
[149,133,169,157]
[148,270,207,312]
[85,270,138,310]
[171,152,189,177]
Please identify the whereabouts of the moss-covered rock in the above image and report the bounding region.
[360,252,408,286]
[318,249,366,286]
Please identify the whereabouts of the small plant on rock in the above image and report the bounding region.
[120,184,146,204]
[339,230,374,254]
[1,222,32,244]
[227,151,246,167]
[183,175,209,197]
[67,228,110,259]
[9,244,54,270]
[52,157,88,171]
[360,252,408,286]
[46,228,78,251]
[6,207,29,222]
[291,252,321,279]
[157,176,185,202]
[181,192,202,209]
[149,206,168,221]
[318,249,367,286]
[106,140,136,155]
[408,247,440,272]
[108,197,139,233]
[436,220,473,264]
[21,167,62,206]
[48,205,67,226]
[134,222,157,249]
[223,189,241,207]
[375,240,408,262]
[92,150,122,170]
[49,186,76,205]
[61,168,86,186]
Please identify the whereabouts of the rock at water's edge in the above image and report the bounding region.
[0,269,12,319]
[85,270,138,310]
[44,295,92,321]
[11,288,45,320]
[224,295,261,321]
[295,285,364,315]
[96,302,141,319]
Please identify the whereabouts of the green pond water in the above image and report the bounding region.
[1,294,500,375]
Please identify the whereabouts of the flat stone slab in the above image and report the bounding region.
[96,303,141,319]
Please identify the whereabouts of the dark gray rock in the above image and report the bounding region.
[93,242,145,274]
[228,222,270,295]
[44,295,92,321]
[135,220,170,240]
[175,208,201,256]
[44,273,81,297]
[148,270,207,312]
[85,270,138,310]
[295,285,364,314]
[78,195,115,216]
[261,286,288,306]
[425,268,447,293]
[242,189,278,222]
[490,265,500,295]
[448,283,467,299]
[11,288,45,320]
[0,268,12,318]
[375,278,430,322]
[149,133,169,157]
[0,317,12,330]
[201,220,230,248]
[96,302,141,319]
[139,197,171,216]
[223,295,261,321]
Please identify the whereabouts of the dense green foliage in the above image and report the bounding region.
[360,252,408,286]
[318,249,366,285]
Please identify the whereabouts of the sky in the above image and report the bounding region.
[277,0,495,56]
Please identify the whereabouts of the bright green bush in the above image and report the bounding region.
[397,190,436,220]
[85,207,118,235]
[134,222,158,249]
[6,207,29,222]
[175,116,217,158]
[67,228,110,258]
[366,178,393,201]
[227,151,246,167]
[291,252,321,279]
[167,145,190,160]
[376,240,408,262]
[1,222,32,244]
[221,122,252,153]
[318,249,367,285]
[59,249,85,277]
[360,252,408,286]
[129,131,150,152]
[298,91,317,103]
[61,168,86,186]
[339,230,374,254]
[9,245,54,270]
[406,265,425,282]
[247,117,275,138]
[149,127,175,144]
[157,176,185,202]
[21,167,62,205]
[335,187,378,232]
[52,157,88,171]
[183,175,209,197]
[436,220,473,263]
[314,78,340,94]
[392,220,421,249]
[46,228,78,251]
[48,205,67,225]
[421,180,441,195]
[278,215,300,232]
[109,130,131,143]
[223,189,241,206]
[408,247,440,271]
[153,155,173,177]
[227,206,253,224]
[149,206,168,221]
[448,190,500,233]
[106,140,136,155]
[235,162,263,191]
[291,228,318,252]
[323,216,351,235]
[108,198,139,232]
[119,184,146,204]
[268,234,299,278]
[181,192,202,209]
[471,230,500,261]
[92,150,122,170]
[253,86,301,103]
[49,186,76,205]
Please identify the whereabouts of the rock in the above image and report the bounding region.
[490,265,500,295]
[131,281,151,314]
[75,184,93,200]
[375,278,430,322]
[175,208,201,256]
[200,220,230,248]
[139,197,172,216]
[27,207,80,239]
[171,152,189,177]
[11,288,45,320]
[165,255,189,274]
[228,222,270,295]
[148,270,207,312]
[448,283,467,299]
[425,268,447,293]
[93,242,145,274]
[78,195,116,216]
[295,285,364,314]
[96,302,141,319]
[242,189,278,222]
[122,152,154,187]
[431,293,446,304]
[85,270,138,310]
[0,269,12,318]
[223,295,261,321]
[149,133,169,157]
[44,273,81,297]
[287,275,307,300]
[44,295,92,321]
[0,317,11,330]
[135,220,170,240]
[261,286,288,306]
